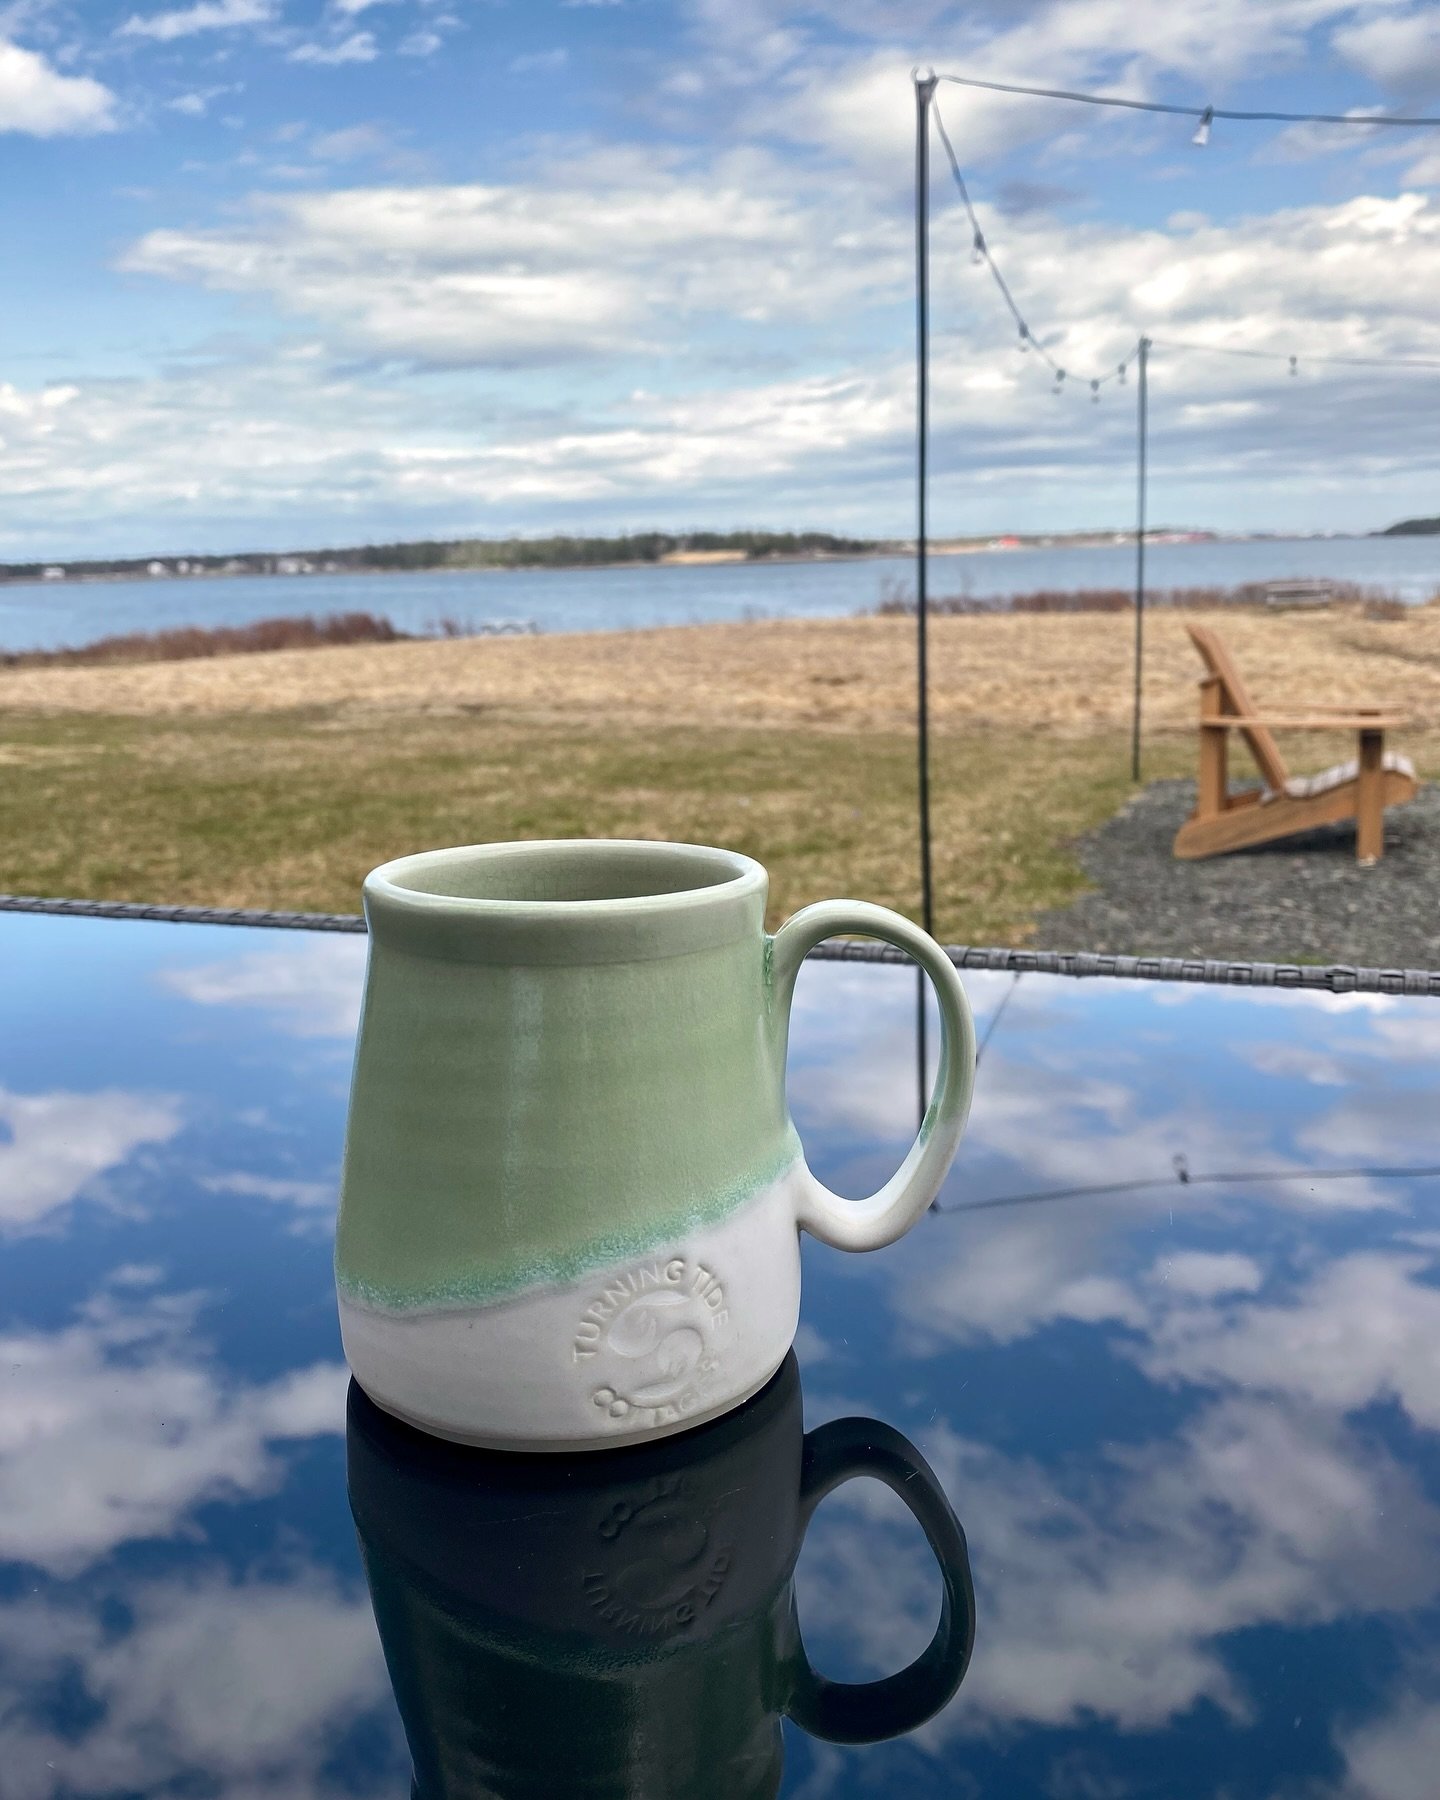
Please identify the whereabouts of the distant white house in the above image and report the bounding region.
[41,565,65,581]
[147,560,168,577]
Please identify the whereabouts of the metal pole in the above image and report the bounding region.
[914,70,937,1123]
[1131,335,1150,783]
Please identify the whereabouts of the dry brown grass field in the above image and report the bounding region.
[1,604,1435,943]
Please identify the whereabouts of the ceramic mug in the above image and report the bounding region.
[347,1356,975,1799]
[335,838,975,1449]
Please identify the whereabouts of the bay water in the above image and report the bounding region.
[2,534,1437,655]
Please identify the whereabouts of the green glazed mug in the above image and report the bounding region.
[347,1355,976,1799]
[335,839,976,1449]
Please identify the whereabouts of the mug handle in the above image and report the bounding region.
[770,901,976,1249]
[787,1416,976,1745]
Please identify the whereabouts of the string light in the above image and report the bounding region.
[1154,337,1440,372]
[936,70,1440,132]
[933,93,1440,399]
[933,96,1134,399]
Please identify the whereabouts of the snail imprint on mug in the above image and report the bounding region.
[571,1255,729,1430]
[581,1472,734,1639]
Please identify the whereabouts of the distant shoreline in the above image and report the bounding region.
[0,530,1380,591]
[0,550,890,589]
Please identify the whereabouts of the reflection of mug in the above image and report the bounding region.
[336,839,975,1449]
[347,1358,975,1800]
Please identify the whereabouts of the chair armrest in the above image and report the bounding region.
[1206,713,1407,730]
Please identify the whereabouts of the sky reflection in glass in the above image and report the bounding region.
[0,912,1437,1798]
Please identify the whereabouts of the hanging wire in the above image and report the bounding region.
[1153,336,1440,372]
[931,96,1138,394]
[932,102,1440,390]
[931,71,1440,388]
[936,71,1440,131]
[936,1161,1440,1218]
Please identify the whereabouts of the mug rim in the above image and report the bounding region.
[362,839,768,965]
[368,838,764,912]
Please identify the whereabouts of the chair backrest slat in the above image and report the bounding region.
[1185,624,1290,792]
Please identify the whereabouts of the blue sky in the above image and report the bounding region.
[6,0,1440,557]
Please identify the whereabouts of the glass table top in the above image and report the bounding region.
[2,909,1438,1799]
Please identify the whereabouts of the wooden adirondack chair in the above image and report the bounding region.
[1173,623,1417,864]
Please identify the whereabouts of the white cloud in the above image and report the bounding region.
[333,0,394,13]
[903,1206,1150,1344]
[199,1172,338,1239]
[0,38,115,135]
[1294,1080,1440,1168]
[117,0,273,41]
[201,1171,336,1211]
[0,1279,347,1574]
[165,83,240,117]
[1148,1249,1264,1297]
[1339,1691,1440,1800]
[741,1,1408,172]
[399,28,441,54]
[0,1571,390,1799]
[158,937,367,1038]
[0,352,902,549]
[509,46,567,74]
[1242,1040,1350,1085]
[118,155,901,367]
[1405,146,1440,183]
[288,30,378,64]
[1334,8,1440,92]
[1142,1250,1440,1427]
[309,121,391,161]
[0,1085,180,1233]
[1367,1004,1440,1056]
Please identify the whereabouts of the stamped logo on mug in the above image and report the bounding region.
[573,1256,730,1430]
[581,1472,735,1640]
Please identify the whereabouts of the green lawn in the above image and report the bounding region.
[0,710,1189,943]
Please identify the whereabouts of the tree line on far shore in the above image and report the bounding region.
[0,530,885,583]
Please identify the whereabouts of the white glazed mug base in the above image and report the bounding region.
[338,1164,805,1452]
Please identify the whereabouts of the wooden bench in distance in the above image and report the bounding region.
[1172,623,1417,866]
[1261,578,1333,611]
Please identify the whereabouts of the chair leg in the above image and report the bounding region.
[1197,682,1228,819]
[1356,729,1384,865]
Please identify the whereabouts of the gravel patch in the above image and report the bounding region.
[1033,779,1440,968]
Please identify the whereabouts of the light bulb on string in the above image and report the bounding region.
[1090,379,1101,403]
[1018,323,1031,353]
[1052,367,1067,395]
[1289,355,1298,377]
[1192,105,1213,148]
[1118,362,1127,385]
[972,230,986,266]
